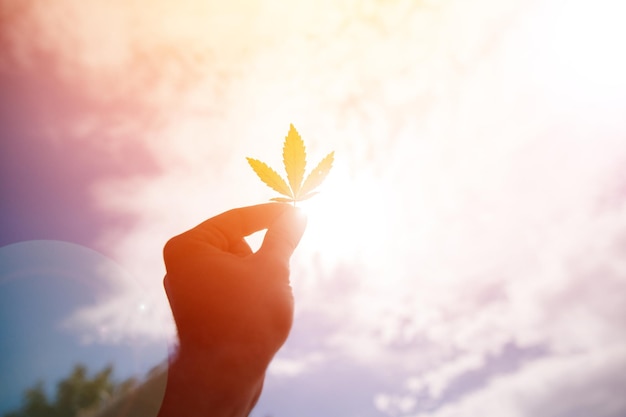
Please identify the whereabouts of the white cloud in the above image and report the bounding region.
[375,392,418,416]
[410,346,626,417]
[406,353,485,400]
[268,351,326,378]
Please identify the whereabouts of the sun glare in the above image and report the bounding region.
[242,163,393,270]
[298,165,393,266]
[537,0,626,101]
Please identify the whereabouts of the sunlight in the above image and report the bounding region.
[298,164,394,268]
[537,0,626,101]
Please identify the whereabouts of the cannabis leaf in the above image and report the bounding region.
[247,124,334,205]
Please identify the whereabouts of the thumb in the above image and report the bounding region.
[257,206,307,264]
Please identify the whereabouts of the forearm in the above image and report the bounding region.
[157,343,266,417]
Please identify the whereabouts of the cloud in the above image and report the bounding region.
[406,353,485,401]
[409,346,626,417]
[268,351,326,378]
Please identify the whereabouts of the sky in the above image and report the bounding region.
[1,0,626,416]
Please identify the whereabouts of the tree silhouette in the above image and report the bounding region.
[4,364,133,417]
[5,381,53,417]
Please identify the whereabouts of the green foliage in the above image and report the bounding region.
[4,364,134,417]
[4,382,52,417]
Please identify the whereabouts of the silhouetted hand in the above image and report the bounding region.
[157,203,307,417]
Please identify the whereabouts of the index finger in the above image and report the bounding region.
[188,203,291,251]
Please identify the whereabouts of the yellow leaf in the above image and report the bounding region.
[299,151,334,197]
[247,124,333,205]
[283,124,307,197]
[270,197,295,203]
[246,157,293,198]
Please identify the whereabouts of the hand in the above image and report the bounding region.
[158,203,307,417]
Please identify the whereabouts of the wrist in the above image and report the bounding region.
[158,342,267,417]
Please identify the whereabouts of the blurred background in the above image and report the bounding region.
[1,0,625,416]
